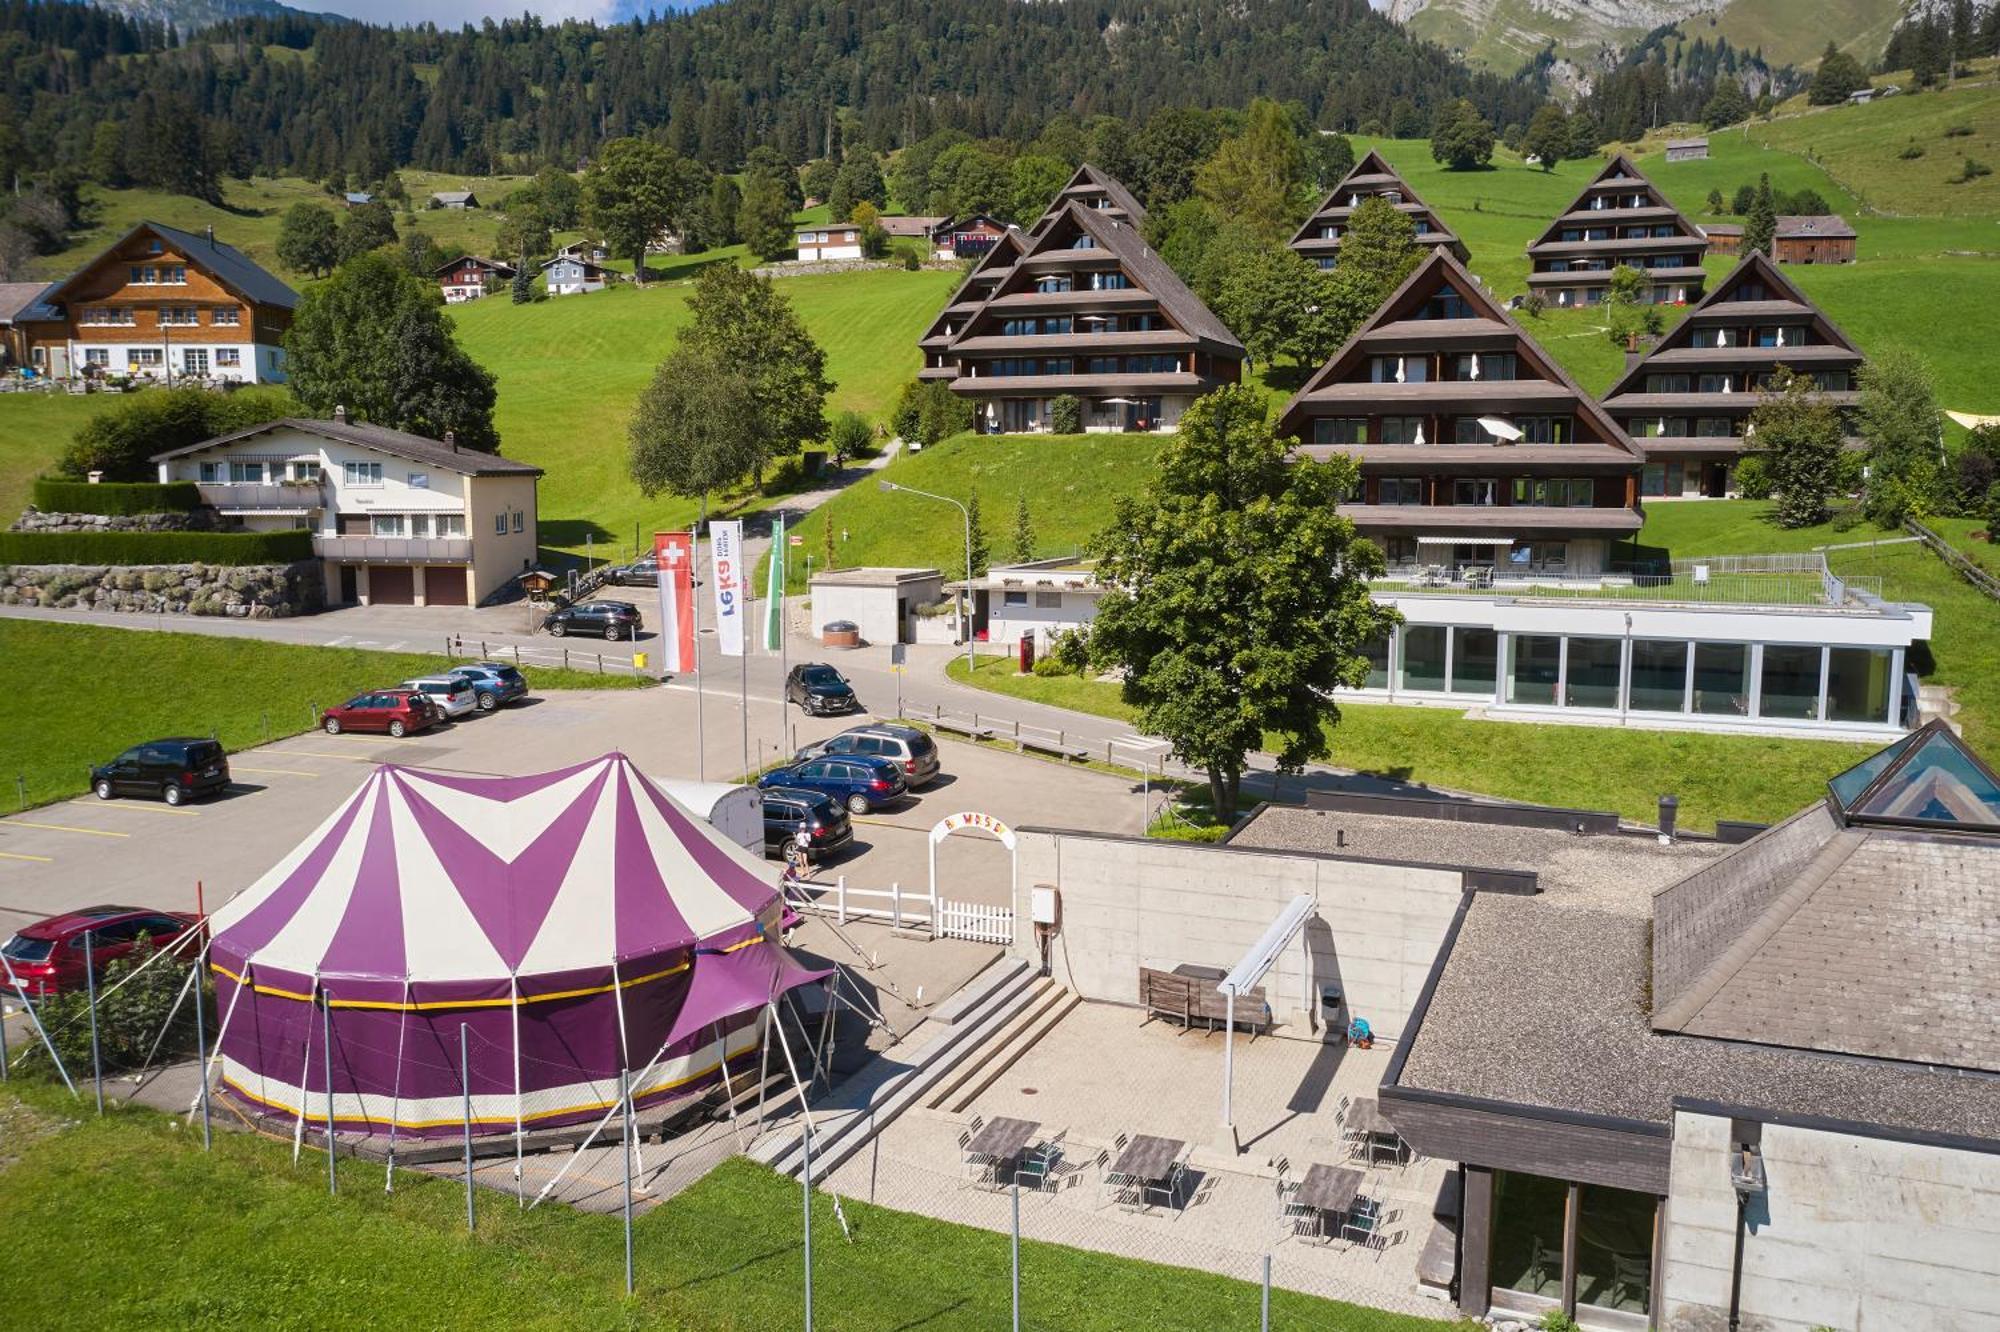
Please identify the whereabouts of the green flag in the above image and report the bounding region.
[763,514,785,651]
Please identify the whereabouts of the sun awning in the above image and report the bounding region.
[1220,894,1315,997]
[1416,535,1515,546]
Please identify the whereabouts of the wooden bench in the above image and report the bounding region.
[1138,966,1271,1038]
[932,716,996,741]
[1018,734,1091,762]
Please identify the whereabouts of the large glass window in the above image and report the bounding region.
[1378,477,1424,505]
[1313,418,1367,446]
[1566,637,1623,709]
[1399,625,1447,692]
[1360,636,1390,690]
[1450,628,1498,696]
[1507,635,1561,706]
[1693,643,1750,716]
[1381,416,1425,445]
[1491,1172,1568,1303]
[1760,644,1823,720]
[1628,640,1689,713]
[1575,1184,1657,1316]
[1825,646,1892,724]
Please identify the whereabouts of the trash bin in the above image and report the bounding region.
[822,619,861,649]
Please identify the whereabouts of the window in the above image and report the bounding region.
[212,307,240,326]
[409,514,433,537]
[1069,234,1096,249]
[215,348,241,367]
[229,461,264,483]
[1646,373,1692,394]
[129,265,158,284]
[1445,353,1516,381]
[1511,477,1593,507]
[1035,275,1072,294]
[435,514,465,537]
[1453,417,1503,444]
[147,239,163,254]
[512,511,524,533]
[1360,636,1390,689]
[133,348,162,366]
[182,349,208,375]
[1760,644,1822,720]
[1086,271,1129,291]
[407,472,429,489]
[494,513,508,535]
[1566,637,1623,708]
[289,461,322,482]
[1574,1184,1658,1316]
[1516,416,1573,445]
[1694,417,1735,438]
[84,348,110,366]
[1452,478,1497,506]
[1002,590,1028,606]
[1034,591,1062,609]
[1380,416,1425,445]
[1312,418,1368,446]
[1369,355,1427,383]
[1507,636,1562,705]
[1692,642,1750,715]
[161,307,200,326]
[372,514,407,537]
[1825,646,1893,723]
[343,462,383,486]
[1449,627,1498,695]
[1377,477,1424,505]
[1629,640,1689,712]
[198,462,222,483]
[82,306,135,326]
[1415,289,1475,320]
[1398,625,1447,692]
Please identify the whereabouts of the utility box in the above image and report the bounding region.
[1030,886,1059,925]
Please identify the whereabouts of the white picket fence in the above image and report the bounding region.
[935,898,1015,945]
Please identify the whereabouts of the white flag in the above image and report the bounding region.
[709,520,746,657]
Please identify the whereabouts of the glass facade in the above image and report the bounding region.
[1628,640,1688,713]
[1400,625,1448,692]
[1575,1184,1657,1316]
[1565,638,1623,709]
[1450,628,1498,695]
[1361,636,1390,690]
[1826,646,1893,724]
[1507,636,1561,706]
[1692,642,1750,716]
[1761,644,1822,720]
[1491,1172,1568,1302]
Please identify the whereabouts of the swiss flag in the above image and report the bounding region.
[655,532,696,674]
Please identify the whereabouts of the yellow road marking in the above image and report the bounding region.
[8,820,127,839]
[229,766,320,778]
[0,850,54,863]
[271,749,387,762]
[67,801,200,817]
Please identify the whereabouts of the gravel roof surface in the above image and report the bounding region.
[1230,806,1728,915]
[1397,896,2000,1140]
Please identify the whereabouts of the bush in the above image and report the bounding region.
[1048,625,1092,674]
[1049,394,1082,435]
[899,247,922,272]
[58,385,298,482]
[0,529,314,566]
[1520,290,1547,319]
[826,410,874,466]
[1898,141,1925,160]
[1030,654,1072,677]
[1734,454,1773,500]
[1946,123,1975,137]
[30,937,202,1076]
[1949,157,1993,184]
[30,478,203,515]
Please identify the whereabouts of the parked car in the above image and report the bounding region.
[321,689,439,738]
[397,675,478,719]
[446,663,531,711]
[2,906,202,999]
[794,724,941,787]
[544,600,643,640]
[90,737,230,807]
[759,786,853,863]
[604,555,659,588]
[757,753,907,815]
[786,663,860,716]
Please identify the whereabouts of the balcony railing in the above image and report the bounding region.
[1372,558,1885,611]
[313,535,473,564]
[196,481,326,510]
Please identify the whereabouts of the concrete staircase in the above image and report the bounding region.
[751,957,1074,1179]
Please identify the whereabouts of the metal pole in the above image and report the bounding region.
[1221,988,1235,1131]
[0,996,8,1080]
[778,569,789,755]
[622,1067,635,1296]
[84,930,103,1115]
[964,505,975,680]
[693,524,706,783]
[192,951,211,1149]
[461,1023,475,1233]
[322,989,337,1195]
[0,952,75,1095]
[740,576,750,775]
[1011,1178,1022,1332]
[802,1062,815,1332]
[1261,1253,1271,1332]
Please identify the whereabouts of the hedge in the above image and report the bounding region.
[0,529,315,566]
[31,478,203,516]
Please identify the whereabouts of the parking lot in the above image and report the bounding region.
[0,683,1150,931]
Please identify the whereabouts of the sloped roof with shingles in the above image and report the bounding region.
[0,281,59,323]
[44,221,299,312]
[151,417,541,477]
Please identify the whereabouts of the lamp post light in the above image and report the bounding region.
[878,480,976,678]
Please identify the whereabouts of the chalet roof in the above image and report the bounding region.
[1665,137,1708,150]
[1606,252,1867,401]
[918,229,1028,343]
[151,417,543,478]
[0,281,59,324]
[343,192,375,205]
[430,190,478,205]
[1776,213,1857,240]
[1701,222,1745,237]
[1278,248,1640,459]
[877,215,946,237]
[537,256,611,275]
[1335,503,1645,533]
[434,255,517,278]
[795,221,859,235]
[1043,163,1146,231]
[1289,150,1466,257]
[42,221,299,312]
[1532,155,1701,250]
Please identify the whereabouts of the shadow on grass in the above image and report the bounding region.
[888,1298,972,1330]
[540,519,617,552]
[664,1241,796,1292]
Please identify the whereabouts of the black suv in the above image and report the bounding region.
[785,663,860,716]
[90,738,230,806]
[605,555,659,588]
[760,787,853,863]
[544,600,643,640]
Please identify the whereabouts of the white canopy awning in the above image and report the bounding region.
[1416,535,1515,546]
[1220,894,1315,996]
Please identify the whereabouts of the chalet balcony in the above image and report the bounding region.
[196,480,326,511]
[313,535,474,564]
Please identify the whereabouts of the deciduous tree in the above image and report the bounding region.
[1748,370,1848,528]
[1857,346,1946,523]
[684,264,833,486]
[1429,99,1494,170]
[1195,98,1309,244]
[740,175,796,262]
[626,341,761,521]
[1088,386,1399,819]
[1522,104,1568,171]
[334,201,398,265]
[276,202,338,278]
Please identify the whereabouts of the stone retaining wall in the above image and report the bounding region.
[11,508,219,533]
[0,561,323,617]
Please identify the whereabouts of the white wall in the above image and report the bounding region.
[1013,829,1466,1040]
[809,582,903,645]
[987,592,1099,651]
[1663,1111,2000,1332]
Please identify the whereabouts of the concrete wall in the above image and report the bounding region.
[1662,1110,2000,1332]
[464,474,539,602]
[987,592,1098,652]
[1012,828,1465,1040]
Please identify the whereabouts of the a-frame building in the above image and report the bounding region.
[1602,250,1866,499]
[1289,150,1469,270]
[1526,154,1708,308]
[1278,250,1643,576]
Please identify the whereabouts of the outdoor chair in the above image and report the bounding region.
[1045,1147,1103,1196]
[1015,1130,1067,1194]
[1611,1252,1651,1308]
[1528,1236,1563,1295]
[1341,1204,1378,1250]
[1148,1158,1187,1211]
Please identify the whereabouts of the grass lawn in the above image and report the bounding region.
[0,1086,1451,1332]
[0,392,102,529]
[946,656,1865,831]
[1922,515,2000,575]
[450,268,958,561]
[760,429,1165,594]
[0,619,650,808]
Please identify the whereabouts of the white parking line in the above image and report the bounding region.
[230,765,321,778]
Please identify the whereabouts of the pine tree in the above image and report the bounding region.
[1011,492,1036,564]
[509,267,533,304]
[1743,173,1777,256]
[965,487,990,580]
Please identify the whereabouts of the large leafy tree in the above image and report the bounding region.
[1748,370,1849,528]
[285,253,499,452]
[1333,196,1422,307]
[1195,98,1309,245]
[335,201,399,264]
[276,202,339,277]
[1212,246,1343,368]
[60,385,297,480]
[1428,98,1495,170]
[1008,154,1072,225]
[1809,43,1869,105]
[1856,346,1945,523]
[740,175,796,261]
[627,341,761,520]
[684,264,833,484]
[1522,104,1568,171]
[584,138,705,283]
[1088,386,1399,818]
[1136,107,1224,209]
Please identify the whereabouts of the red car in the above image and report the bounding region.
[1,905,203,999]
[321,689,440,738]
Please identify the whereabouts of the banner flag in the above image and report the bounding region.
[763,515,785,652]
[710,520,745,658]
[654,531,695,673]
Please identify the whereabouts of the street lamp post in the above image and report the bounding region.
[879,480,976,679]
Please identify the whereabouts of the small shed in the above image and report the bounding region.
[516,565,561,602]
[1700,222,1744,257]
[808,567,944,645]
[1665,137,1709,162]
[1774,215,1857,265]
[428,190,481,210]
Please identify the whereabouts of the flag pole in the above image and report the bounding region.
[692,523,705,783]
[739,546,751,777]
[771,515,790,755]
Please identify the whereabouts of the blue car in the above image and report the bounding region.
[446,662,532,712]
[758,753,908,815]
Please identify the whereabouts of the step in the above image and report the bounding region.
[929,956,1031,1026]
[924,978,1062,1111]
[938,984,1079,1115]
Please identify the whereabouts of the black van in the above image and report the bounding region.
[90,738,231,806]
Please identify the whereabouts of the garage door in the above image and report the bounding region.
[369,565,414,605]
[426,566,469,606]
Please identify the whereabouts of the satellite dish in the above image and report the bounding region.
[1478,416,1525,442]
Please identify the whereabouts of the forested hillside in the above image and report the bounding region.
[0,0,1543,187]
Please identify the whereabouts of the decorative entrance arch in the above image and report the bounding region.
[928,812,1018,944]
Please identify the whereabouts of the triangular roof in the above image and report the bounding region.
[434,254,517,278]
[1288,150,1466,258]
[1277,248,1639,458]
[1036,163,1146,233]
[151,416,541,477]
[1606,251,1865,399]
[43,220,298,311]
[919,226,1029,347]
[948,200,1242,357]
[1528,154,1701,252]
[1827,719,2000,832]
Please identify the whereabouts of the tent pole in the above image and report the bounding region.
[321,983,337,1196]
[461,1023,474,1233]
[813,976,838,1089]
[716,1021,746,1153]
[753,1012,773,1139]
[0,950,77,1096]
[291,1027,313,1167]
[385,976,411,1192]
[612,960,642,1184]
[510,972,525,1206]
[622,1066,635,1296]
[191,944,210,1150]
[769,1001,816,1332]
[189,957,246,1123]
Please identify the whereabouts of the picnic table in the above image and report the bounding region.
[1292,1164,1364,1242]
[1104,1134,1187,1211]
[1347,1097,1408,1166]
[965,1116,1040,1186]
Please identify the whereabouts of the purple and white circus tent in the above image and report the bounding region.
[204,752,827,1138]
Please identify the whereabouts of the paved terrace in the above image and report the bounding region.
[825,1002,1451,1318]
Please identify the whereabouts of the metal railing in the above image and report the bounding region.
[1374,551,1886,610]
[1905,518,2000,602]
[315,535,474,563]
[196,481,326,509]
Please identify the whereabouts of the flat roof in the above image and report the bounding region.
[809,567,942,587]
